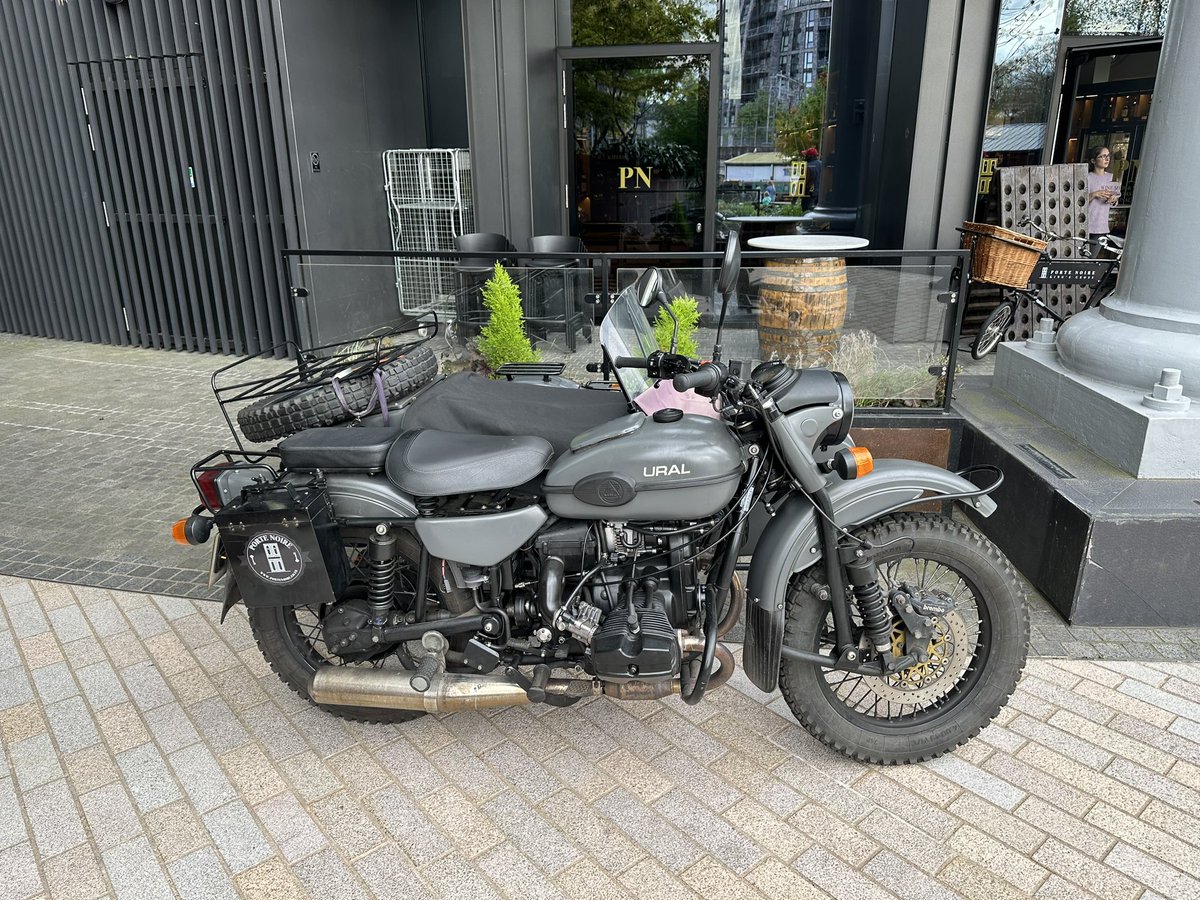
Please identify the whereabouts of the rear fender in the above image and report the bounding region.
[742,459,997,692]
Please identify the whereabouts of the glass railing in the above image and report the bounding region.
[282,247,969,410]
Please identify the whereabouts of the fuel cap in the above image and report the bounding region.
[652,408,684,423]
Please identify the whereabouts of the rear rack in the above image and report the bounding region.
[210,314,438,452]
[495,361,567,382]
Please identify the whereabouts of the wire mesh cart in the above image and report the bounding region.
[383,149,475,320]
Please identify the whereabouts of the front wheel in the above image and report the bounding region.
[970,302,1014,359]
[778,513,1028,764]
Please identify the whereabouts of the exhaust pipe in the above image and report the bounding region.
[678,634,737,692]
[309,666,590,713]
[311,638,737,712]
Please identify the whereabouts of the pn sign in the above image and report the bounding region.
[618,166,652,190]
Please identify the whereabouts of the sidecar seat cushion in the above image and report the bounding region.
[278,425,409,472]
[400,373,630,456]
[387,429,554,496]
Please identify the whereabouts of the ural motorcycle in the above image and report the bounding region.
[177,238,1028,764]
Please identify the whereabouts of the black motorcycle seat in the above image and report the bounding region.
[386,429,554,496]
[399,373,631,456]
[278,425,408,472]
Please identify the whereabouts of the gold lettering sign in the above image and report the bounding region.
[618,166,652,189]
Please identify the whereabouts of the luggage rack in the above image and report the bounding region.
[210,314,439,452]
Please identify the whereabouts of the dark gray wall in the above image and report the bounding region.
[903,0,1001,250]
[272,0,428,345]
[462,0,568,247]
[0,0,292,355]
[860,0,929,249]
[421,0,470,147]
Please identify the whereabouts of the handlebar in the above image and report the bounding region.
[613,356,650,369]
[673,364,723,394]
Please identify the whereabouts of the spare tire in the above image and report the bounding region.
[237,345,438,444]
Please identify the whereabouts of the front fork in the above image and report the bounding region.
[788,486,920,678]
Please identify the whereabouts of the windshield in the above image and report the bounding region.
[599,286,659,398]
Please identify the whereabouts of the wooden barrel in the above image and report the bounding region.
[757,256,848,366]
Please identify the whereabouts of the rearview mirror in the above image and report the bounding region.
[635,267,663,308]
[717,231,741,296]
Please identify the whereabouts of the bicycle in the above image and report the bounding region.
[964,218,1123,359]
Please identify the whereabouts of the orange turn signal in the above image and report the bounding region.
[171,518,190,545]
[850,446,874,478]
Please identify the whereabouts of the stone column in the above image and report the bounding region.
[1055,0,1200,389]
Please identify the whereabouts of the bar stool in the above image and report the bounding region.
[528,235,589,351]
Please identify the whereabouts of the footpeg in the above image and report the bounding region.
[527,664,551,702]
[409,631,448,693]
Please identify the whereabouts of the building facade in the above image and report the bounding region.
[0,0,1169,354]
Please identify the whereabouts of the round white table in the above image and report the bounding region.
[747,234,870,251]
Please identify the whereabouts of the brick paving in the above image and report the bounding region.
[3,575,1200,899]
[4,332,1200,897]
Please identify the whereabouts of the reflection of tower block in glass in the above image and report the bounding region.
[757,257,848,366]
[384,149,475,320]
[998,164,1088,339]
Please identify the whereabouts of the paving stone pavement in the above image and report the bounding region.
[3,575,1200,900]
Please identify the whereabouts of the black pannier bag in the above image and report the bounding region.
[215,480,349,608]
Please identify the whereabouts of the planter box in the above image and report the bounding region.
[850,409,962,469]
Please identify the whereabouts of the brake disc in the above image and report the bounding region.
[863,611,973,706]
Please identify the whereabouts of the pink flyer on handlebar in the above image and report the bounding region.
[634,380,722,419]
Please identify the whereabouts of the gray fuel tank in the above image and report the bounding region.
[543,412,744,520]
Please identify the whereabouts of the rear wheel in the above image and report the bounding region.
[246,532,428,724]
[971,302,1014,359]
[778,514,1028,764]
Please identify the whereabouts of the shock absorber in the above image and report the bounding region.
[845,557,892,655]
[367,525,397,625]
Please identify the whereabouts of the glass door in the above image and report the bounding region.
[561,45,719,257]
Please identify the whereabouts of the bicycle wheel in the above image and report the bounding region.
[971,302,1014,359]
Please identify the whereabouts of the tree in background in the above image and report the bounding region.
[572,0,715,149]
[571,0,715,47]
[776,72,827,158]
[1064,0,1169,35]
[987,43,1056,125]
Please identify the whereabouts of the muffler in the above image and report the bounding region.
[309,666,589,713]
[310,639,736,712]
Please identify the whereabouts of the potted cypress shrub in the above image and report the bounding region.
[476,262,539,374]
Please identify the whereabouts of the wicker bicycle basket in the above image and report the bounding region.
[960,222,1047,288]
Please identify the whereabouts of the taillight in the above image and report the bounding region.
[197,464,231,510]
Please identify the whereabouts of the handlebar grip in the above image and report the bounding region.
[673,365,722,393]
[613,356,650,369]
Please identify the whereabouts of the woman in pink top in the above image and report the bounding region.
[1086,145,1119,256]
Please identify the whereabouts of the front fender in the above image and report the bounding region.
[742,459,997,692]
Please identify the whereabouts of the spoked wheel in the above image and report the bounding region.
[246,533,427,724]
[970,301,1014,359]
[778,514,1028,764]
